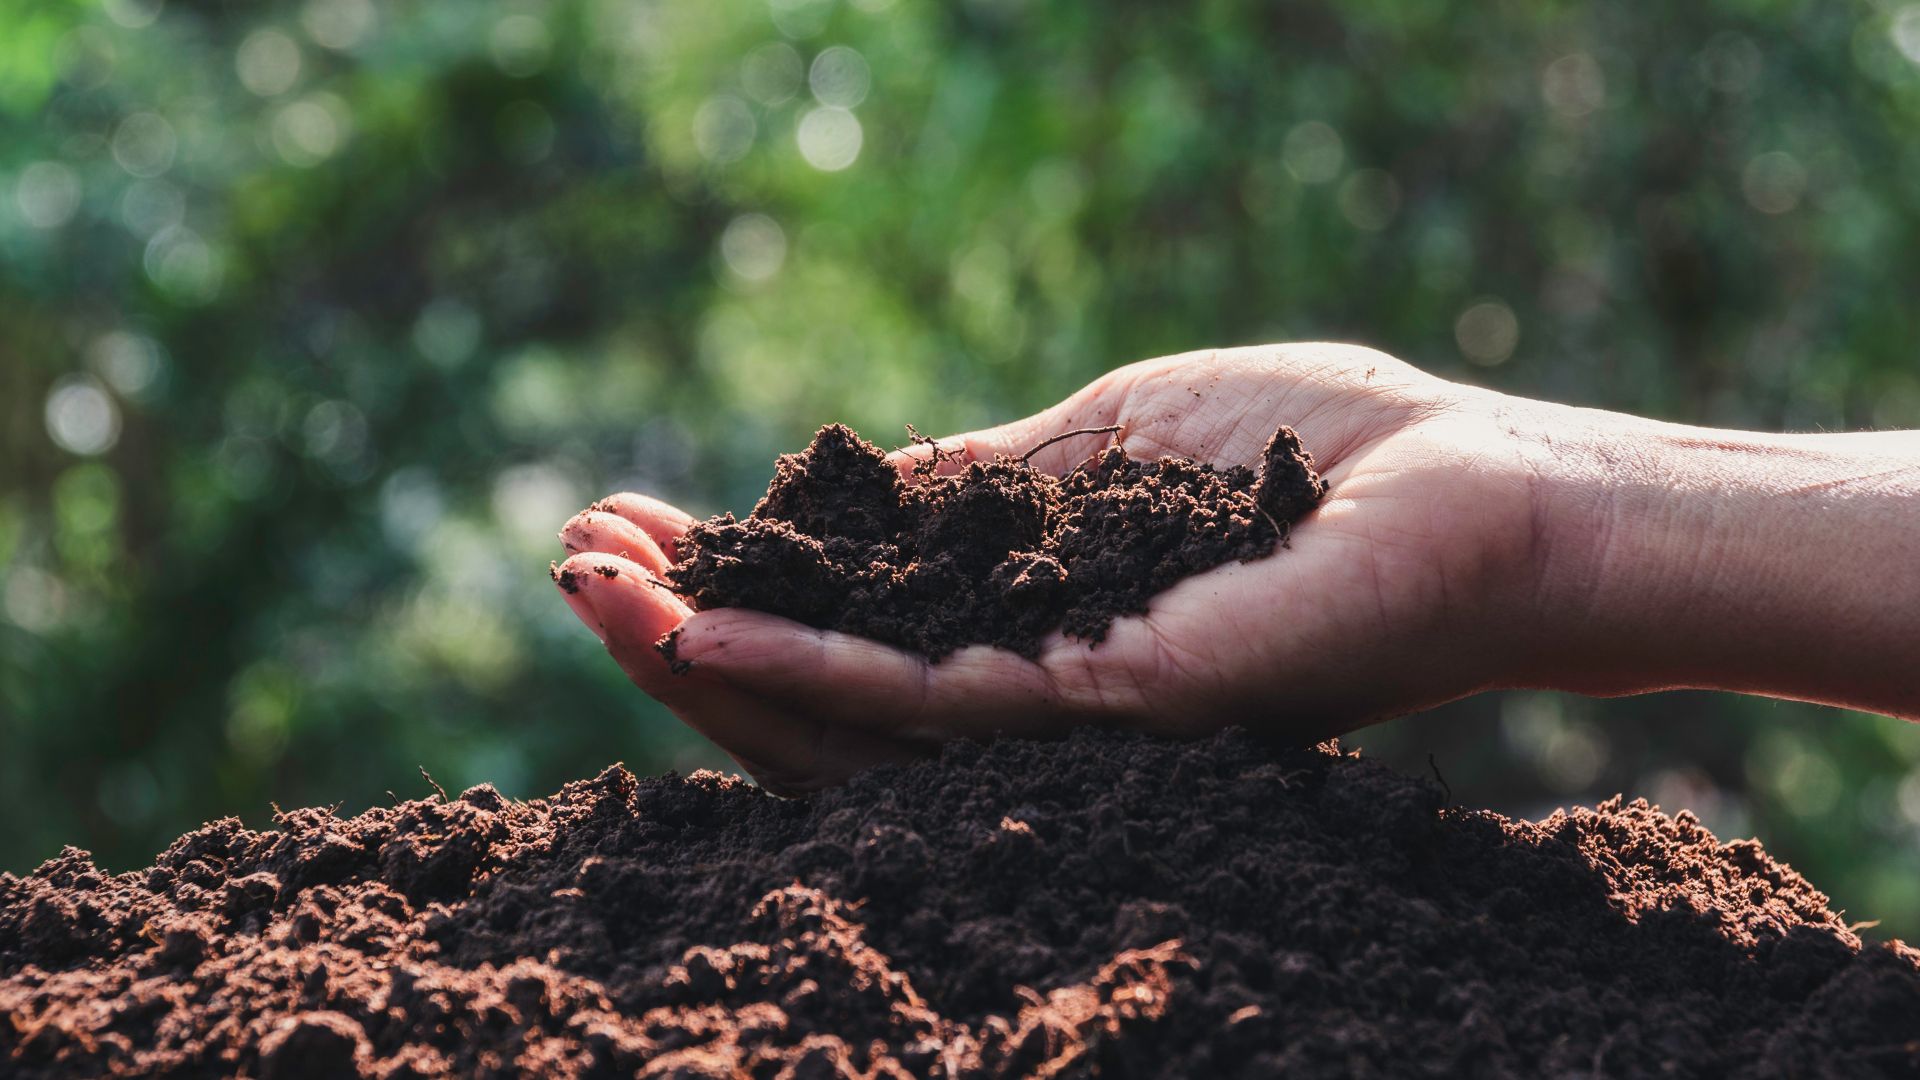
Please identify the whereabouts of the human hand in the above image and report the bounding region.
[554,343,1920,793]
[552,344,1564,792]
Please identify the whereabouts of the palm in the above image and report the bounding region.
[556,345,1529,792]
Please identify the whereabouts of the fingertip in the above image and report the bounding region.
[589,492,698,561]
[555,551,690,655]
[560,510,673,574]
[551,558,606,644]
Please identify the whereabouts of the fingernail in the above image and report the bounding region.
[558,512,594,553]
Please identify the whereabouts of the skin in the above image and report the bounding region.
[554,343,1920,795]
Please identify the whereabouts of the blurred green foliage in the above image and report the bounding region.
[3,0,1917,937]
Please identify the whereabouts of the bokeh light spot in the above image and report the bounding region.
[810,46,871,108]
[1742,151,1807,215]
[797,106,862,171]
[1455,299,1520,366]
[1898,771,1920,829]
[379,468,446,551]
[3,567,69,634]
[272,94,349,167]
[89,331,165,397]
[15,162,82,229]
[743,42,804,105]
[119,178,184,237]
[720,213,788,283]
[413,298,482,367]
[768,0,834,39]
[1281,121,1343,184]
[1337,168,1400,231]
[491,462,585,552]
[112,112,177,178]
[1893,6,1920,65]
[490,15,552,78]
[1541,52,1606,118]
[1749,732,1842,817]
[302,400,368,464]
[1501,693,1610,793]
[144,226,225,303]
[693,96,756,164]
[103,0,164,29]
[45,376,122,457]
[236,29,303,97]
[226,663,298,764]
[300,0,376,51]
[56,27,117,91]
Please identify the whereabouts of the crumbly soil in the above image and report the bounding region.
[5,730,1917,1078]
[664,423,1328,659]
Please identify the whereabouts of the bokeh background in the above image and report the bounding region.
[4,0,1918,937]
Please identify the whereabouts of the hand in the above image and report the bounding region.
[553,343,1920,793]
[552,344,1559,792]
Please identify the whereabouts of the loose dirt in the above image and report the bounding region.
[664,423,1328,659]
[5,730,1917,1077]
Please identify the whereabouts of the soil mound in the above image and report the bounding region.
[664,423,1327,659]
[5,730,1917,1077]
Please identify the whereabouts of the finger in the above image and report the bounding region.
[668,608,1091,741]
[884,397,1123,482]
[554,552,917,789]
[587,492,699,562]
[552,551,688,658]
[559,510,672,575]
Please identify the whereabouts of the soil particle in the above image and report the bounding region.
[5,730,1916,1077]
[666,424,1329,660]
[257,1011,371,1080]
[657,628,691,675]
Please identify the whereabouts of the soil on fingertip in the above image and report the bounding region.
[5,730,1918,1078]
[664,423,1329,660]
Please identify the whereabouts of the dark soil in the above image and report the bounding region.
[664,423,1328,659]
[5,730,1917,1078]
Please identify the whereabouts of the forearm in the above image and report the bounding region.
[1515,406,1920,718]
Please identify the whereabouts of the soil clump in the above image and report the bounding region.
[5,730,1918,1077]
[665,424,1328,659]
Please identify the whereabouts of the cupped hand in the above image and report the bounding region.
[554,344,1555,794]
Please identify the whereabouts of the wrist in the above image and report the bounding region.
[1508,405,1920,715]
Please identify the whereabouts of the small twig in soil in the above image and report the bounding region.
[419,766,449,803]
[1020,424,1123,465]
[638,574,682,597]
[1427,754,1453,809]
[900,423,966,480]
[1252,502,1290,547]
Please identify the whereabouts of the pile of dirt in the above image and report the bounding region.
[664,423,1327,659]
[5,730,1917,1078]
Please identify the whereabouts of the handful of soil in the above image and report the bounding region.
[666,423,1328,659]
